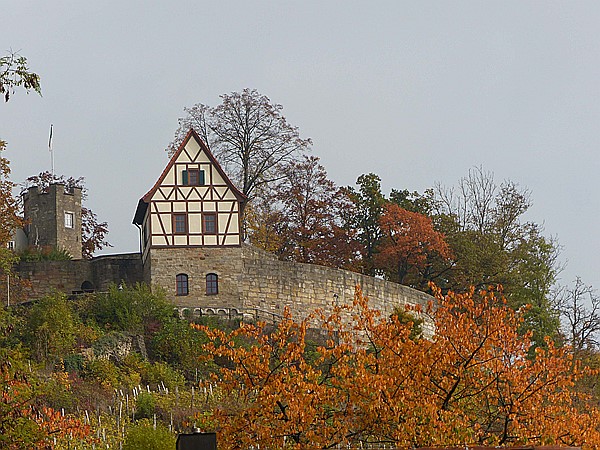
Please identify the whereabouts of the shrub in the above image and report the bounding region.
[141,361,185,390]
[63,354,84,374]
[18,246,72,261]
[122,420,175,450]
[135,392,156,420]
[82,358,121,389]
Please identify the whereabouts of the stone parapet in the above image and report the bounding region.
[13,253,143,300]
[240,244,434,334]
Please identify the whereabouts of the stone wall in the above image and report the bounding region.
[14,253,143,300]
[241,245,434,333]
[14,245,434,334]
[148,244,434,332]
[148,247,244,309]
[91,253,144,291]
[17,260,92,299]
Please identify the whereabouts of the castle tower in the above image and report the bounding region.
[22,183,83,259]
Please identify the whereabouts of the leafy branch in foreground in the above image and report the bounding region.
[0,51,41,102]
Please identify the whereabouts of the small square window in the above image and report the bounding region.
[173,213,187,234]
[188,169,205,186]
[203,213,217,234]
[183,169,205,186]
[65,212,74,229]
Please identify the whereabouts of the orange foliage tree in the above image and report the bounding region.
[196,286,600,449]
[376,203,452,287]
[0,316,92,449]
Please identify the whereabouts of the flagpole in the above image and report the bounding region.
[49,124,54,175]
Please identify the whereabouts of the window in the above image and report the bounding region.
[203,213,217,234]
[206,273,218,295]
[188,169,205,186]
[183,169,205,186]
[176,274,189,296]
[65,212,74,228]
[173,213,187,234]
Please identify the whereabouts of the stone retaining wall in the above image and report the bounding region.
[241,245,434,334]
[13,245,434,334]
[14,253,143,299]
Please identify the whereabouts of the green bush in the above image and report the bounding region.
[18,246,72,261]
[135,392,156,420]
[122,420,176,450]
[82,358,121,389]
[63,354,84,373]
[24,293,77,365]
[141,361,185,390]
[92,284,173,334]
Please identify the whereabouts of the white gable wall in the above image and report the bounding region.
[139,134,243,264]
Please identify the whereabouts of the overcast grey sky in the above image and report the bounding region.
[2,1,599,291]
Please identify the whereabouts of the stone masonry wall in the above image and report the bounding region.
[90,254,144,291]
[241,245,434,333]
[14,253,143,300]
[148,247,244,309]
[17,260,92,299]
[14,245,434,334]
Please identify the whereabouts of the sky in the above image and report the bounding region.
[2,1,599,291]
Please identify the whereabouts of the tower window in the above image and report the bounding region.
[176,273,189,296]
[206,273,218,295]
[65,212,74,228]
[203,213,217,234]
[173,213,187,234]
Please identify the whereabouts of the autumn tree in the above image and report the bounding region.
[244,188,288,254]
[0,51,41,102]
[252,155,361,269]
[24,171,111,258]
[0,140,25,306]
[0,140,22,259]
[376,203,452,287]
[0,304,92,449]
[169,89,311,203]
[198,285,600,448]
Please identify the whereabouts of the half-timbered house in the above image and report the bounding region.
[133,129,247,308]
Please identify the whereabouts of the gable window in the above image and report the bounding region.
[182,169,205,186]
[176,273,189,296]
[206,273,218,295]
[173,213,187,234]
[188,169,205,186]
[65,212,74,228]
[203,213,217,234]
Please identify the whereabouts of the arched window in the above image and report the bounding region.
[176,273,189,296]
[81,280,94,293]
[206,273,218,295]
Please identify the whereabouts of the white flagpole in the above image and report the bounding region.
[48,124,54,175]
